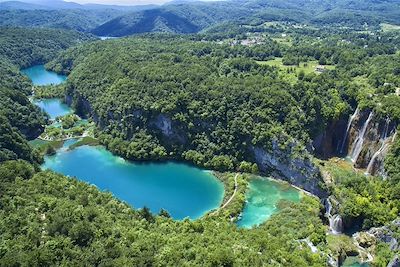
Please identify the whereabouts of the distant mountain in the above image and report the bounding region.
[92,1,249,36]
[2,0,400,36]
[0,1,49,10]
[92,9,200,36]
[0,1,158,32]
[0,0,157,11]
[0,9,126,31]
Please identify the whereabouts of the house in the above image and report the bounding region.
[315,65,326,73]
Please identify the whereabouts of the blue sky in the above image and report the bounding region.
[68,0,220,5]
[68,0,170,4]
[70,0,169,4]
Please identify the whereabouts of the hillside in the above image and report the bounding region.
[0,2,400,266]
[0,9,127,32]
[92,2,249,36]
[92,9,200,36]
[93,0,400,36]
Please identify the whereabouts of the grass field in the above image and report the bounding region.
[272,37,292,46]
[257,58,335,83]
[381,23,400,32]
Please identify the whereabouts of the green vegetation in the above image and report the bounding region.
[0,27,94,68]
[0,160,326,266]
[381,23,400,32]
[257,58,335,83]
[0,9,126,32]
[39,114,95,141]
[34,84,66,99]
[48,36,352,173]
[68,136,100,150]
[322,159,399,229]
[212,172,248,220]
[1,3,400,266]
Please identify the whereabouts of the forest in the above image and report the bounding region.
[0,1,400,266]
[1,0,400,36]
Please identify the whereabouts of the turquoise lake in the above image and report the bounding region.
[33,98,73,119]
[237,177,301,228]
[21,65,66,86]
[342,257,369,267]
[42,142,224,220]
[21,65,71,119]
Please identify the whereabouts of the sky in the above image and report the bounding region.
[67,0,170,4]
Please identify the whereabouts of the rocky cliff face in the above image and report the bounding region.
[314,107,397,176]
[313,119,347,158]
[252,142,327,198]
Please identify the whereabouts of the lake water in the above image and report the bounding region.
[21,65,71,119]
[237,177,301,228]
[342,257,369,267]
[21,65,66,86]
[42,143,224,220]
[33,98,73,119]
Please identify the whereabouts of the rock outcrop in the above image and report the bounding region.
[368,219,400,252]
[252,141,327,198]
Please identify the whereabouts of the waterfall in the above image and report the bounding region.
[392,131,397,143]
[366,118,391,175]
[350,112,374,163]
[325,197,343,234]
[340,107,359,154]
[330,214,344,234]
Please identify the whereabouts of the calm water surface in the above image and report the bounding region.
[237,177,300,228]
[21,65,66,86]
[42,143,224,220]
[33,99,72,119]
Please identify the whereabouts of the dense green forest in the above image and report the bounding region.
[92,0,400,36]
[0,1,400,266]
[45,24,400,265]
[0,9,125,32]
[1,0,400,36]
[47,29,400,175]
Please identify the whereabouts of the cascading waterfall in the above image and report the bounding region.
[325,197,343,234]
[330,214,344,234]
[350,112,374,163]
[340,107,359,154]
[366,118,391,175]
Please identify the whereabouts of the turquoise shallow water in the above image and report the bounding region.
[237,177,300,229]
[33,99,72,119]
[342,257,369,267]
[42,144,224,220]
[21,65,66,86]
[21,65,71,119]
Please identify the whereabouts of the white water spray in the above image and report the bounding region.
[366,118,391,175]
[325,198,343,234]
[340,107,359,154]
[350,112,374,163]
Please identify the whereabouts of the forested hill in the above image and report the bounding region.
[0,9,127,32]
[92,0,400,36]
[91,2,250,36]
[1,0,400,36]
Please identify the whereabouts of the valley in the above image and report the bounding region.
[0,1,399,266]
